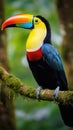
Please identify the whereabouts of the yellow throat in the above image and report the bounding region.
[26,18,47,52]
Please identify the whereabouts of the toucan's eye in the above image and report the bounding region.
[35,19,38,23]
[34,19,39,24]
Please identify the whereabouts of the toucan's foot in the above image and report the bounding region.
[36,86,42,101]
[54,86,60,99]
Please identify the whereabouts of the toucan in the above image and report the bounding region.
[2,14,73,127]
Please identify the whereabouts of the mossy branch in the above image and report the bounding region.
[0,66,73,106]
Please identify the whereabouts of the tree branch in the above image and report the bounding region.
[0,66,73,106]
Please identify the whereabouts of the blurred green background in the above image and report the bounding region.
[5,0,70,130]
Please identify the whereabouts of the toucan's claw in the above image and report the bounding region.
[36,86,42,101]
[54,86,60,99]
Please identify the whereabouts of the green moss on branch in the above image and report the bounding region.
[0,66,73,106]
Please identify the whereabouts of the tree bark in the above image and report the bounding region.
[0,0,17,130]
[0,0,9,71]
[56,0,73,90]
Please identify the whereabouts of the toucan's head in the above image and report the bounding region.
[2,14,51,44]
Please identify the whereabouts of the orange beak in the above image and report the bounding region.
[1,14,34,30]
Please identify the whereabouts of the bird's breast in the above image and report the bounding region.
[27,48,43,61]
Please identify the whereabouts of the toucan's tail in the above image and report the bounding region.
[59,104,73,127]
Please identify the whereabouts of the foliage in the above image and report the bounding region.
[4,0,70,130]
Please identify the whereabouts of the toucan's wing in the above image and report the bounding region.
[42,43,64,71]
[42,43,68,90]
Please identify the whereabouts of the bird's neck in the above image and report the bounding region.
[26,27,46,52]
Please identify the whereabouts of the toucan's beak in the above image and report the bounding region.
[1,14,34,30]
